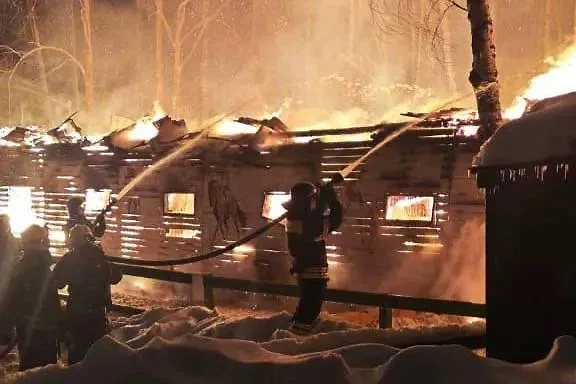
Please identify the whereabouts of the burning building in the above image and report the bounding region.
[0,107,485,302]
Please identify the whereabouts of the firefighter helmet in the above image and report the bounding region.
[21,224,49,251]
[67,197,85,210]
[68,224,94,247]
[290,182,317,200]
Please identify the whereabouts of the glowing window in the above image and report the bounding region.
[85,189,111,212]
[5,186,42,236]
[385,195,435,223]
[164,193,195,215]
[166,228,200,239]
[261,192,291,220]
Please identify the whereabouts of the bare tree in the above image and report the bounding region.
[467,0,502,140]
[79,0,95,109]
[26,0,50,111]
[436,2,457,94]
[155,0,165,105]
[171,0,193,116]
[68,0,80,110]
[155,0,232,116]
[370,0,502,139]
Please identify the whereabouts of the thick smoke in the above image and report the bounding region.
[7,0,576,134]
[2,0,476,133]
[431,217,485,303]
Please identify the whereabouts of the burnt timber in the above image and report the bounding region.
[0,119,484,299]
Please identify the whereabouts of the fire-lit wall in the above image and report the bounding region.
[0,130,484,301]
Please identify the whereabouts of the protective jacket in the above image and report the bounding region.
[0,249,62,370]
[64,215,106,242]
[52,242,122,315]
[284,184,343,279]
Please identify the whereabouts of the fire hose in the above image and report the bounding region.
[98,84,496,267]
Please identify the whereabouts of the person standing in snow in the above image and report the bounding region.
[0,214,19,304]
[52,224,122,364]
[63,197,106,243]
[0,225,62,371]
[283,174,343,334]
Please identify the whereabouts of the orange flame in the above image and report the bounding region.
[4,186,42,237]
[504,44,576,119]
[128,101,167,141]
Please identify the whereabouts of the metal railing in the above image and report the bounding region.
[114,263,486,329]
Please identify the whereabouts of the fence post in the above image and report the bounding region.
[379,306,393,329]
[203,274,215,309]
[189,273,205,305]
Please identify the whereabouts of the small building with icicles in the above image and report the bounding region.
[0,109,485,302]
[473,91,576,363]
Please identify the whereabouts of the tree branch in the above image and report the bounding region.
[446,0,467,12]
[7,46,86,119]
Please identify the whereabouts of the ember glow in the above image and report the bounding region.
[5,186,43,237]
[231,244,255,260]
[262,192,290,221]
[127,101,167,141]
[164,193,195,215]
[504,44,576,119]
[85,189,112,212]
[212,119,260,136]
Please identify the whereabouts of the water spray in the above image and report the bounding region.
[108,83,497,266]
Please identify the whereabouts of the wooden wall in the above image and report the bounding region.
[0,131,485,300]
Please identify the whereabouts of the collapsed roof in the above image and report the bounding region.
[0,107,480,156]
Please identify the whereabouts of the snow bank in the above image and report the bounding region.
[474,94,576,167]
[6,306,576,384]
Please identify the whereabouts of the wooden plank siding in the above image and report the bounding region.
[0,130,485,299]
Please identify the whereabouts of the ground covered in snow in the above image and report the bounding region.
[112,291,476,329]
[2,306,575,383]
[1,291,483,381]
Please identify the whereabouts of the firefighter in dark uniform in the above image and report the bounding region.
[52,224,122,365]
[64,197,106,242]
[283,174,343,334]
[0,225,62,371]
[0,214,19,306]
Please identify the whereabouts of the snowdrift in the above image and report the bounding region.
[6,306,576,384]
[475,93,576,167]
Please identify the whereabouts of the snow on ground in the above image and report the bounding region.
[112,291,478,329]
[474,94,576,167]
[4,306,575,384]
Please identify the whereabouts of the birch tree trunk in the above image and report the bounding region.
[68,0,80,110]
[27,0,50,114]
[467,0,502,141]
[172,0,193,116]
[136,0,144,112]
[80,0,95,109]
[155,0,165,105]
[197,0,209,127]
[440,11,457,95]
[411,0,424,88]
[348,0,356,58]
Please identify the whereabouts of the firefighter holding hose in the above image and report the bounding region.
[64,197,107,242]
[52,224,122,364]
[283,173,344,335]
